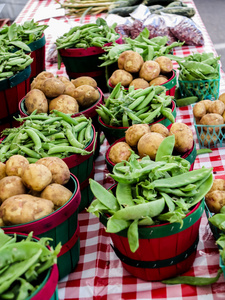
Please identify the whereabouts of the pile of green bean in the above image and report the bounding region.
[0,19,48,52]
[0,50,33,80]
[88,136,213,253]
[96,83,174,126]
[0,229,60,299]
[55,18,119,50]
[178,52,220,100]
[99,27,183,67]
[0,110,94,163]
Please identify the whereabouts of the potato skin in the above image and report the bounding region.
[0,194,54,225]
[0,162,6,180]
[5,155,29,177]
[200,113,224,133]
[169,122,193,153]
[193,102,206,119]
[150,123,169,137]
[137,132,164,160]
[205,190,225,213]
[41,78,65,98]
[129,78,149,89]
[123,52,144,73]
[125,124,150,147]
[110,69,133,87]
[0,176,27,202]
[25,89,48,114]
[31,71,54,90]
[41,183,72,208]
[60,80,76,98]
[21,164,52,191]
[139,60,161,82]
[71,76,97,88]
[154,56,173,74]
[149,75,168,86]
[118,50,135,69]
[219,92,225,105]
[49,95,79,114]
[108,142,132,164]
[73,85,100,108]
[36,157,70,185]
[208,178,225,193]
[200,100,212,112]
[208,100,225,115]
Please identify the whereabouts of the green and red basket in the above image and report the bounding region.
[98,100,177,145]
[100,184,205,281]
[2,174,80,280]
[105,137,197,173]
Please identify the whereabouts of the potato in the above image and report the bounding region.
[58,77,76,98]
[205,190,225,213]
[0,194,54,225]
[207,178,225,193]
[0,162,6,180]
[49,95,79,114]
[58,76,70,84]
[108,142,132,164]
[24,89,48,114]
[123,51,144,73]
[193,101,206,119]
[139,60,161,82]
[109,69,133,87]
[129,78,149,89]
[222,110,225,123]
[169,122,193,153]
[149,75,168,86]
[219,92,225,105]
[36,157,70,185]
[73,85,100,108]
[35,71,54,81]
[41,183,72,208]
[200,113,224,133]
[71,76,97,88]
[21,164,52,191]
[30,71,54,90]
[5,155,29,177]
[0,217,5,227]
[154,56,173,74]
[200,99,212,112]
[208,100,225,115]
[200,132,218,147]
[118,50,135,69]
[125,124,151,147]
[137,132,164,160]
[150,123,169,137]
[40,78,65,98]
[0,176,26,202]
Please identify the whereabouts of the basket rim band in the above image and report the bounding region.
[111,236,199,269]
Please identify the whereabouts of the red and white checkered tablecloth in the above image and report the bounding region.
[15,1,225,299]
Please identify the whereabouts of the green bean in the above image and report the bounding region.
[48,132,65,140]
[162,269,222,286]
[128,95,146,110]
[73,121,88,133]
[84,122,92,142]
[116,183,134,207]
[197,148,213,155]
[65,128,84,149]
[135,90,155,110]
[142,106,162,123]
[122,112,129,127]
[48,145,92,155]
[0,144,10,162]
[77,127,86,144]
[19,146,41,159]
[52,110,79,125]
[24,128,42,152]
[155,135,175,162]
[127,219,139,253]
[26,157,39,163]
[96,109,110,124]
[160,107,175,124]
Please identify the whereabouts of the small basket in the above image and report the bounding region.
[178,75,220,101]
[100,185,204,281]
[105,138,196,173]
[108,70,177,96]
[98,100,176,145]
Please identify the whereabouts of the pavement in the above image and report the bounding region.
[194,0,225,69]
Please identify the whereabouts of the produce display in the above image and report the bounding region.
[108,122,193,163]
[24,72,100,114]
[0,19,48,52]
[97,84,175,127]
[0,112,94,163]
[0,155,72,226]
[88,136,213,252]
[0,50,33,80]
[0,230,60,299]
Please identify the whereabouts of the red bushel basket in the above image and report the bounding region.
[100,187,205,282]
[0,66,31,131]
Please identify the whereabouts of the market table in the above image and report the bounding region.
[15,0,225,299]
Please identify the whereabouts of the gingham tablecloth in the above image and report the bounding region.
[15,1,225,299]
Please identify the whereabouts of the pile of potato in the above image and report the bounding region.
[108,122,194,164]
[0,155,73,226]
[205,178,225,213]
[25,71,100,115]
[109,51,174,89]
[193,94,225,146]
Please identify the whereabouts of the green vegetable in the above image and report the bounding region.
[155,6,196,18]
[175,96,198,107]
